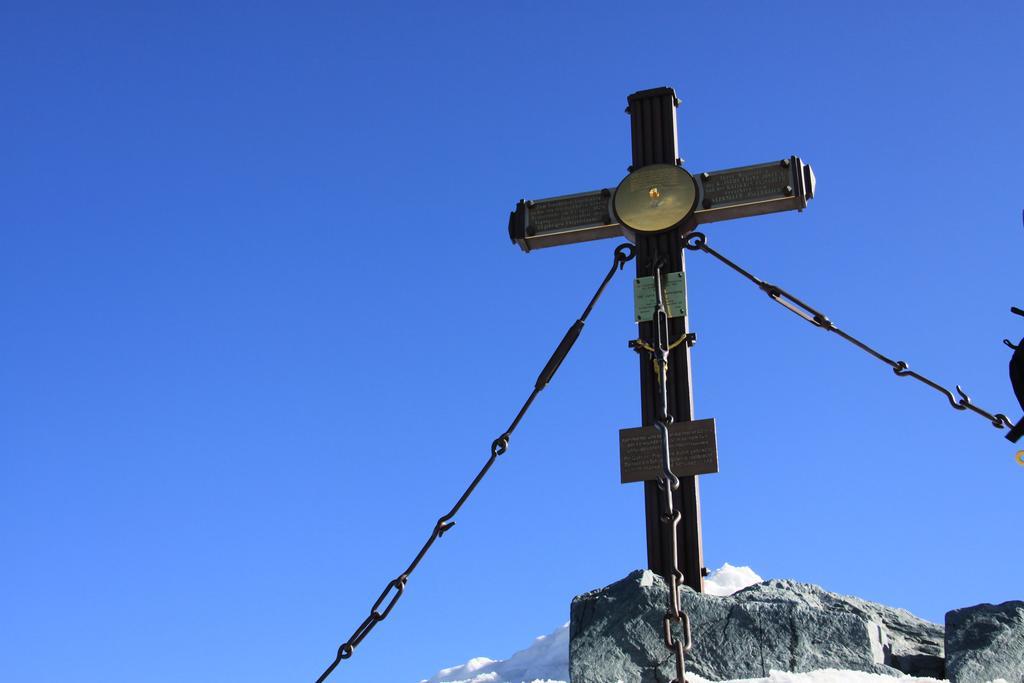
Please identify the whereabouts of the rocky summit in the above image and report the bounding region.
[945,600,1024,683]
[569,570,945,682]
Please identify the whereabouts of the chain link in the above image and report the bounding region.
[651,262,692,683]
[315,243,636,683]
[683,232,1015,431]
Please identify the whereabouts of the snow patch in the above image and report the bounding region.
[419,622,569,683]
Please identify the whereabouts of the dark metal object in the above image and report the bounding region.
[619,418,718,483]
[695,157,815,224]
[683,231,1016,436]
[1006,310,1024,350]
[614,164,699,235]
[627,88,705,601]
[315,244,636,683]
[1006,307,1024,443]
[626,88,700,682]
[651,260,693,683]
[508,156,814,252]
[504,87,818,681]
[508,189,618,252]
[1007,309,1024,352]
[1008,349,1024,442]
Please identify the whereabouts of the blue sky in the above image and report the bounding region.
[2,2,1022,682]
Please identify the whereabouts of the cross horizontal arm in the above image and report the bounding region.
[509,157,815,252]
[508,189,619,252]
[696,157,815,224]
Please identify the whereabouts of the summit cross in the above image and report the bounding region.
[507,87,815,592]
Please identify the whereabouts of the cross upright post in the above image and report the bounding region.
[626,87,704,592]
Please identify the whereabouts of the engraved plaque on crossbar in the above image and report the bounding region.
[619,418,718,484]
[702,164,790,206]
[508,189,620,252]
[693,157,815,225]
[529,191,610,233]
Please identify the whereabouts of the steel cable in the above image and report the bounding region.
[683,232,1014,432]
[315,243,636,682]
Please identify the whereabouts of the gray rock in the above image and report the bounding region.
[945,601,1024,683]
[570,570,945,682]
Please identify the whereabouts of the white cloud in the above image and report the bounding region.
[704,562,763,596]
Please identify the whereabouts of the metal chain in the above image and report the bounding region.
[315,243,636,683]
[683,232,1015,431]
[651,262,692,683]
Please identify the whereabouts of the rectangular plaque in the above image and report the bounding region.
[508,189,620,252]
[693,157,815,225]
[619,418,718,484]
[633,271,686,322]
[530,191,610,233]
[702,163,791,206]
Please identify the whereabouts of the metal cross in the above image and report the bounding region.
[506,87,815,592]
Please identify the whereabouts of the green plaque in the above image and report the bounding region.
[633,271,686,322]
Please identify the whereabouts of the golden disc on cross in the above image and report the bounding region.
[613,164,698,234]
